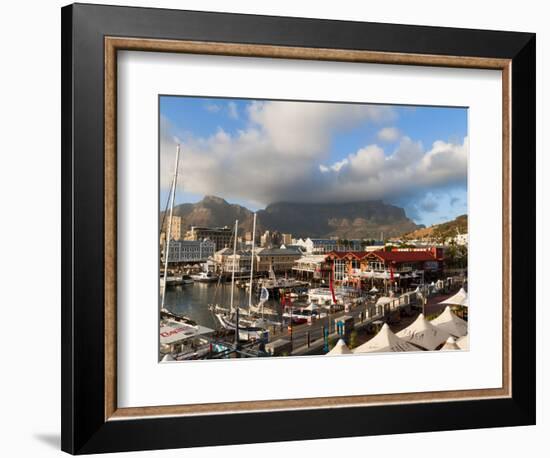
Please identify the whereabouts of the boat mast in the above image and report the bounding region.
[247,213,257,309]
[160,144,180,311]
[229,219,239,313]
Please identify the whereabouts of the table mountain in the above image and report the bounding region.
[168,195,421,239]
[257,200,420,239]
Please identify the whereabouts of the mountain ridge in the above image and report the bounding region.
[167,195,422,239]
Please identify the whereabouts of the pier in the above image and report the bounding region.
[269,290,419,356]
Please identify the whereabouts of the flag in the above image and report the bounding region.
[260,287,269,302]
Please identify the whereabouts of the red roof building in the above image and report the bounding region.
[325,247,444,284]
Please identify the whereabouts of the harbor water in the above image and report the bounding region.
[163,283,282,330]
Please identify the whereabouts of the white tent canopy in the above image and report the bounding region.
[439,287,468,308]
[440,336,461,351]
[397,314,451,350]
[354,323,419,353]
[161,354,175,362]
[327,338,352,355]
[369,286,379,293]
[456,334,469,350]
[430,306,468,337]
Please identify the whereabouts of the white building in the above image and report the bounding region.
[165,239,216,263]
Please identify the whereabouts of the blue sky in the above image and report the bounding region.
[160,96,468,227]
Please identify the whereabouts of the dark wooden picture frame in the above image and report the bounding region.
[61,3,536,454]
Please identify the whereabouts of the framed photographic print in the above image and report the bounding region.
[61,3,536,454]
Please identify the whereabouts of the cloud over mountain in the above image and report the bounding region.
[160,100,467,217]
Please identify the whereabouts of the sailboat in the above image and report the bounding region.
[159,144,214,361]
[212,217,269,341]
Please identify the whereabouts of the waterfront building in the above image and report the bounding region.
[164,239,216,263]
[221,250,252,274]
[325,247,444,285]
[280,244,306,253]
[292,254,330,281]
[185,226,233,251]
[255,247,302,273]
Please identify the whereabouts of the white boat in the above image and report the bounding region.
[191,271,219,282]
[214,312,269,341]
[259,267,305,289]
[308,287,336,304]
[159,309,215,361]
[212,216,274,340]
[160,275,193,287]
[308,286,358,304]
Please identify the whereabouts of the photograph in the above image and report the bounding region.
[159,96,469,361]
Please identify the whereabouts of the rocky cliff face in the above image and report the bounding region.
[257,200,420,239]
[168,196,420,239]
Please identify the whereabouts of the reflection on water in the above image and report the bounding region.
[163,283,281,329]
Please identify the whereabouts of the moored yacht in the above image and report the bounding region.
[191,271,219,282]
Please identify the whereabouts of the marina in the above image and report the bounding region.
[157,108,470,362]
[160,271,468,360]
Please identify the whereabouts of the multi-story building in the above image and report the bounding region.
[255,247,302,273]
[185,226,233,251]
[260,230,283,248]
[160,215,183,245]
[281,233,293,245]
[164,239,216,264]
[220,250,253,274]
[325,247,444,284]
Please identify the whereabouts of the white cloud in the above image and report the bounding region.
[247,100,395,158]
[377,127,401,142]
[315,136,467,203]
[320,158,348,173]
[161,100,467,210]
[204,103,221,113]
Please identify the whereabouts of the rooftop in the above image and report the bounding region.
[259,248,302,256]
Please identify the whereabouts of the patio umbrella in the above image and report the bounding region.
[397,313,451,350]
[439,287,468,307]
[430,306,468,337]
[354,323,419,353]
[327,338,352,355]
